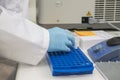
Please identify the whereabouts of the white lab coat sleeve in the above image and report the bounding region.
[0,7,49,65]
[0,0,29,17]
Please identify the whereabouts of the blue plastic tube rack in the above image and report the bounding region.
[47,48,94,76]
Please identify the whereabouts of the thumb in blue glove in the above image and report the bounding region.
[47,27,75,52]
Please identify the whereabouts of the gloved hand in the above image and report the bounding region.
[48,27,75,52]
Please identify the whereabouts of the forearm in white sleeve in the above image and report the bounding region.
[0,0,29,18]
[0,7,49,65]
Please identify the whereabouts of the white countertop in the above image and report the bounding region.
[15,31,120,80]
[15,50,105,80]
[15,1,119,80]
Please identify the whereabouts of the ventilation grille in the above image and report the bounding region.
[95,0,120,21]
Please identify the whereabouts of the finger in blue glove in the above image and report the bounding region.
[48,27,75,52]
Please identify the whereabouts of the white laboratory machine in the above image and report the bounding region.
[36,0,120,24]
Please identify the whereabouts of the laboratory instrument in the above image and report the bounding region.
[87,37,120,62]
[96,62,120,80]
[107,37,120,46]
[37,0,120,24]
[76,31,112,50]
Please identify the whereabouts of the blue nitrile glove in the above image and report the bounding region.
[48,27,75,52]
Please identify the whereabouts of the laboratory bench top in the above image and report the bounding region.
[16,1,120,80]
[15,31,120,80]
[15,51,105,80]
